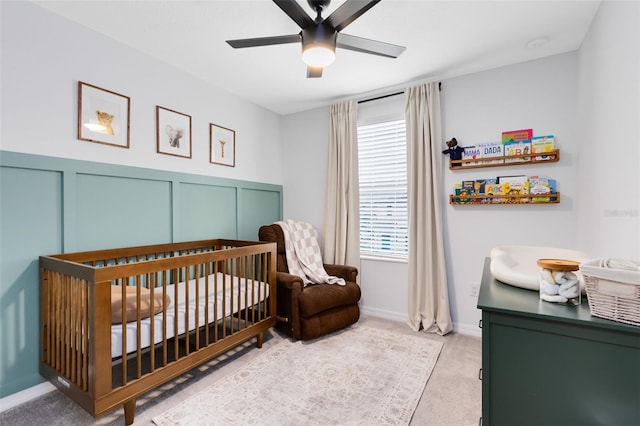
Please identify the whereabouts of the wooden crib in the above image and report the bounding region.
[39,239,277,424]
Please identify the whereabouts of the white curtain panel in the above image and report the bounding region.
[322,100,361,270]
[405,83,453,335]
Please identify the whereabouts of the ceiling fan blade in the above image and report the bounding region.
[337,33,405,58]
[307,66,323,78]
[325,0,381,32]
[226,34,301,49]
[273,0,314,29]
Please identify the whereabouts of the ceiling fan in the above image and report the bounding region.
[226,0,406,78]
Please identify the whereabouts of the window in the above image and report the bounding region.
[358,119,408,258]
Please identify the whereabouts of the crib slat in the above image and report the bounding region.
[136,277,142,379]
[149,273,156,372]
[55,272,62,372]
[184,266,190,356]
[74,277,84,388]
[162,269,168,366]
[120,282,128,386]
[194,263,200,351]
[214,264,219,343]
[204,263,210,346]
[172,268,179,362]
[64,278,71,379]
[82,281,89,391]
[41,270,50,365]
[222,265,227,339]
[69,277,76,384]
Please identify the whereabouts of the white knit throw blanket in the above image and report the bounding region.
[276,220,346,286]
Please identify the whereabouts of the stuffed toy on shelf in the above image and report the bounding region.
[442,138,464,160]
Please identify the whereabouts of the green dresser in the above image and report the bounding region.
[477,258,640,426]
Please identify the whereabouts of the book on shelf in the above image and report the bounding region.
[529,175,557,202]
[501,128,533,143]
[477,141,504,165]
[485,183,507,203]
[531,135,556,161]
[460,145,482,166]
[497,175,530,203]
[461,180,476,195]
[503,139,531,163]
[453,182,471,203]
[474,178,497,203]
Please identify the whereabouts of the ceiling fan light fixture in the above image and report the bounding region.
[301,24,336,67]
[302,44,335,67]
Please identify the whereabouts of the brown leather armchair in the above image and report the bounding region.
[259,224,361,340]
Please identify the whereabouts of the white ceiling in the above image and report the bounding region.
[34,0,601,115]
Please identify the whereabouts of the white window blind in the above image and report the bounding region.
[358,119,408,258]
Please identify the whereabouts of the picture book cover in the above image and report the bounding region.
[497,175,530,203]
[485,183,506,203]
[501,128,533,143]
[477,141,504,165]
[462,180,476,195]
[503,139,531,163]
[474,178,496,194]
[529,175,557,202]
[454,182,471,203]
[531,135,556,161]
[460,145,482,166]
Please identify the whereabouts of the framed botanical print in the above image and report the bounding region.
[78,81,130,148]
[210,123,235,167]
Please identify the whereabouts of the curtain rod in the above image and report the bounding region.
[358,91,403,104]
[357,82,442,104]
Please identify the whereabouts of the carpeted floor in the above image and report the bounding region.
[0,315,482,425]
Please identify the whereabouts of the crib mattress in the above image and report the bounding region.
[111,272,269,358]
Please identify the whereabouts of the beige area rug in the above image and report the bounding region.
[152,324,443,426]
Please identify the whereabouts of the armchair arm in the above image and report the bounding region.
[275,271,304,339]
[324,264,358,283]
[276,271,305,291]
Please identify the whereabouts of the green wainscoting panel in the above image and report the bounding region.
[0,151,282,397]
[0,166,63,398]
[238,187,282,240]
[178,182,237,241]
[75,174,172,251]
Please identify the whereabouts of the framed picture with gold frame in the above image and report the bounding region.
[210,123,235,167]
[156,106,192,158]
[78,81,130,148]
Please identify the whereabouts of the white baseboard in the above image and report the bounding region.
[361,306,482,338]
[0,382,55,413]
[453,322,482,337]
[360,306,407,323]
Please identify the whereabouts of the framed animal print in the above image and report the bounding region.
[156,106,192,158]
[78,81,130,148]
[210,123,235,167]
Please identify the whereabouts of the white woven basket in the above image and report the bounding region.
[580,259,640,327]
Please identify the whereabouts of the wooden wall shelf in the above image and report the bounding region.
[449,149,560,170]
[449,192,560,205]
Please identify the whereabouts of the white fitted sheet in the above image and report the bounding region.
[111,272,269,358]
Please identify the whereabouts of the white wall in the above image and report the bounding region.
[576,0,640,259]
[0,1,283,185]
[280,107,330,232]
[442,52,581,334]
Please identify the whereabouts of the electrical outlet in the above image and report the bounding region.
[470,284,480,297]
